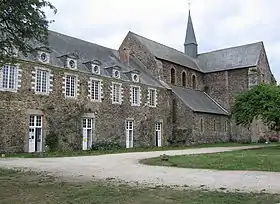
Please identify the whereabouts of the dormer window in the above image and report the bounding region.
[68,59,76,69]
[92,65,100,75]
[132,73,139,82]
[113,69,120,79]
[124,69,140,83]
[36,46,52,64]
[58,52,79,69]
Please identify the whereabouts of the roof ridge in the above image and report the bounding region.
[49,29,117,52]
[129,31,193,57]
[198,41,263,56]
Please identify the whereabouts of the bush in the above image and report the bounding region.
[258,137,267,143]
[45,133,59,152]
[91,141,122,151]
[268,135,279,143]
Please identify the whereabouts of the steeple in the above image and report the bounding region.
[184,8,198,58]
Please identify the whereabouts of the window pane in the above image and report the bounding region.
[92,80,100,100]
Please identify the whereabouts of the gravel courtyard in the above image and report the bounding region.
[1,145,280,193]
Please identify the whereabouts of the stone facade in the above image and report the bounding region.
[0,12,276,153]
[0,60,173,153]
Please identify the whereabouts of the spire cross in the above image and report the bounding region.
[188,0,191,10]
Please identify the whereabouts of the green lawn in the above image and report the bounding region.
[0,168,279,204]
[4,142,267,158]
[141,145,280,172]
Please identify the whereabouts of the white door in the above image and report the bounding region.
[155,123,162,147]
[126,121,133,148]
[28,115,43,153]
[82,118,93,150]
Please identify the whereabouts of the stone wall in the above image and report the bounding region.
[0,60,173,153]
[192,113,229,144]
[203,71,229,110]
[119,33,163,80]
[161,60,204,90]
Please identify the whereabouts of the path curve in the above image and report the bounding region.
[1,145,280,193]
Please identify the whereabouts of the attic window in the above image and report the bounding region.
[113,70,120,79]
[92,65,100,75]
[40,53,47,62]
[132,73,139,82]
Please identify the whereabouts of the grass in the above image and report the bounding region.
[141,145,280,172]
[0,168,280,204]
[4,142,268,158]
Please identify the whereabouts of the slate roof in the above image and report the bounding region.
[129,31,263,74]
[19,30,164,88]
[185,10,197,46]
[129,32,201,72]
[197,42,263,73]
[171,86,228,115]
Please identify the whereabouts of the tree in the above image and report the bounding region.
[0,0,57,65]
[231,83,280,133]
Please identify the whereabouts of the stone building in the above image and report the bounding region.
[0,11,276,153]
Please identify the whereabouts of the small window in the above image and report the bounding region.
[0,65,17,91]
[112,82,121,104]
[182,72,186,87]
[65,75,77,98]
[171,68,175,84]
[148,88,156,107]
[91,80,101,101]
[92,65,100,75]
[131,86,140,106]
[200,118,204,132]
[213,120,216,131]
[192,74,196,89]
[224,121,227,132]
[35,69,49,94]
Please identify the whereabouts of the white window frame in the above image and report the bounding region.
[0,64,18,92]
[126,120,134,148]
[90,79,101,102]
[35,68,50,95]
[148,88,157,107]
[131,85,140,106]
[112,82,121,104]
[65,74,77,98]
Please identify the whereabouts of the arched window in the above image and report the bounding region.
[200,118,204,132]
[171,68,175,84]
[213,120,216,131]
[192,74,196,89]
[181,72,186,87]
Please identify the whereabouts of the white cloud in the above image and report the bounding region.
[47,0,280,81]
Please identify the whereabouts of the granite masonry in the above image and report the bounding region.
[0,11,276,153]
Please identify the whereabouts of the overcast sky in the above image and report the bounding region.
[47,0,280,81]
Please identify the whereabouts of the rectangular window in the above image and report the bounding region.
[148,88,156,107]
[91,80,101,101]
[200,118,204,132]
[126,120,134,148]
[65,75,77,97]
[112,83,121,104]
[132,86,140,106]
[36,69,49,94]
[0,65,17,91]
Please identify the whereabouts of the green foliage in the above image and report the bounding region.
[91,141,122,151]
[231,83,280,132]
[0,0,57,65]
[45,132,59,152]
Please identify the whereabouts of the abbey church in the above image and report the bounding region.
[0,10,276,153]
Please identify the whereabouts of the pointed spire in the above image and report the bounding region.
[184,8,198,58]
[185,10,197,46]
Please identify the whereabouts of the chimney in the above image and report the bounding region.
[119,47,131,66]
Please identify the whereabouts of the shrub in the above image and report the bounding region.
[91,141,122,151]
[45,133,59,152]
[258,137,267,143]
[268,135,279,143]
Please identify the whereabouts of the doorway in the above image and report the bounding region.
[28,115,43,153]
[126,120,133,148]
[155,123,162,147]
[82,118,93,150]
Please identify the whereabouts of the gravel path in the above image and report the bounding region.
[1,145,280,193]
